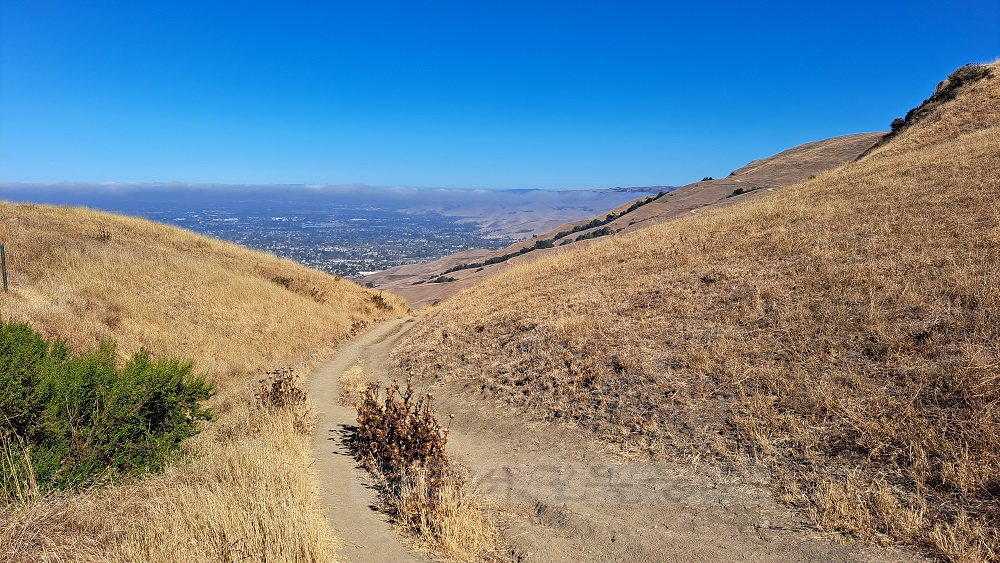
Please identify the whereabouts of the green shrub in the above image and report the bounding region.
[0,321,214,499]
[574,226,615,241]
[726,186,766,198]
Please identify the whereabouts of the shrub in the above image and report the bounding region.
[0,321,214,499]
[352,377,502,559]
[255,367,310,434]
[370,293,392,311]
[354,376,449,483]
[726,186,766,198]
[701,176,714,181]
[574,226,615,242]
[255,367,305,411]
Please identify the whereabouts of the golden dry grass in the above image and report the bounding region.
[395,63,1000,561]
[388,466,505,562]
[0,203,410,561]
[338,361,369,406]
[0,204,408,378]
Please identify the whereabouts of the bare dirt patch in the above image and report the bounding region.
[313,317,925,561]
[425,378,924,562]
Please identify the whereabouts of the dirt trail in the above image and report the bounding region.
[431,382,926,562]
[307,316,431,563]
[312,317,924,562]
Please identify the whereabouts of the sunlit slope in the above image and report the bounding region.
[0,203,409,378]
[395,64,999,559]
[0,202,409,562]
[366,132,881,307]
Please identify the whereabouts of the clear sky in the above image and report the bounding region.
[1,1,997,189]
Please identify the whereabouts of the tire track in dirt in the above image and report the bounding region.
[307,316,431,563]
[429,380,929,562]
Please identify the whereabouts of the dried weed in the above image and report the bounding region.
[354,376,506,562]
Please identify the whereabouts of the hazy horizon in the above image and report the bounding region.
[0,180,657,276]
[0,180,669,194]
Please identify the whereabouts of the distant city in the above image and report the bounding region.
[0,183,661,278]
[143,203,509,277]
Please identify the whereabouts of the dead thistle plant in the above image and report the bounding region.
[255,368,312,435]
[354,376,504,561]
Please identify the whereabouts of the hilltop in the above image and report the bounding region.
[394,63,999,560]
[363,132,882,307]
[0,203,409,561]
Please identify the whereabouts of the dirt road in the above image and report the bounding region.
[311,317,924,562]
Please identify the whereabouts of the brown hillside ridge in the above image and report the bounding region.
[0,203,410,562]
[394,62,999,561]
[362,131,882,307]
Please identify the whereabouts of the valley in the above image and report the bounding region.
[0,184,658,277]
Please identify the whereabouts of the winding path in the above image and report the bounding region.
[307,316,430,563]
[310,316,924,562]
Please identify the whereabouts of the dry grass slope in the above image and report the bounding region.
[0,203,410,561]
[395,63,1000,561]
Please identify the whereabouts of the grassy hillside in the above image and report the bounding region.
[365,131,881,308]
[0,203,409,561]
[395,63,999,561]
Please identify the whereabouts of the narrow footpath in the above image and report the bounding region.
[307,316,431,563]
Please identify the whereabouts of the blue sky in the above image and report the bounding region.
[1,1,997,189]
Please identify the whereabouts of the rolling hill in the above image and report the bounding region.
[0,203,409,561]
[393,63,1000,560]
[363,131,882,307]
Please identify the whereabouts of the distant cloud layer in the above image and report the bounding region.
[0,181,668,208]
[0,182,671,238]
